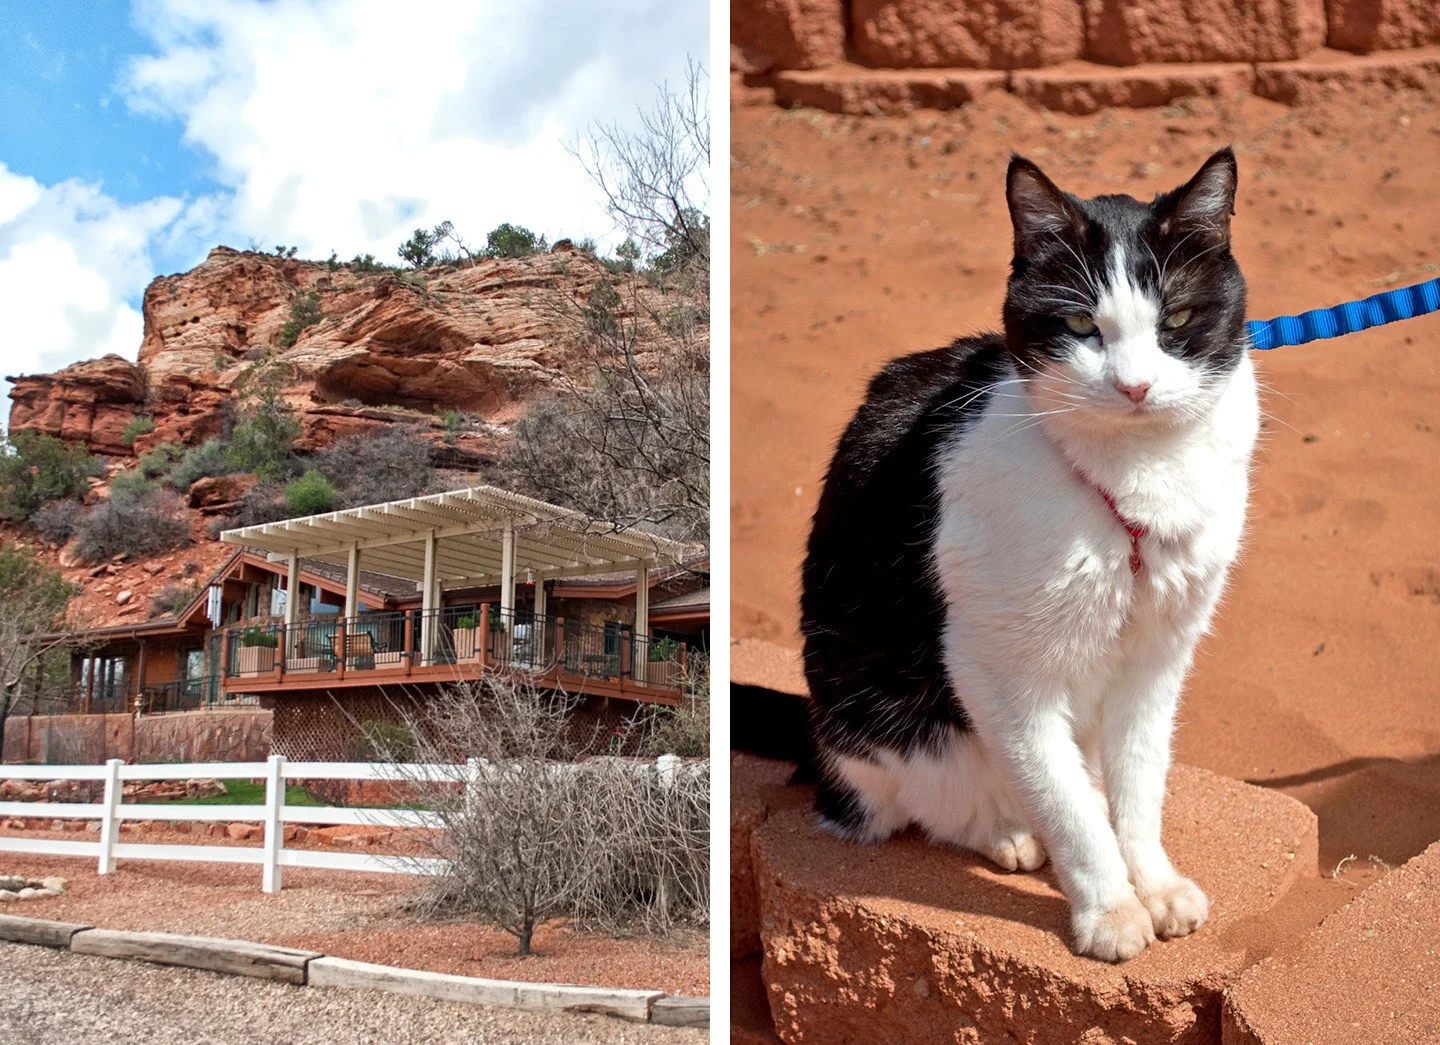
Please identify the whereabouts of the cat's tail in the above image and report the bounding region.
[730,683,817,780]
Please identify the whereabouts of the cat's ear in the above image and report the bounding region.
[1006,155,1084,254]
[1157,147,1238,240]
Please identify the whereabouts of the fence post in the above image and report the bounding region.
[97,758,122,874]
[464,756,482,819]
[262,753,285,893]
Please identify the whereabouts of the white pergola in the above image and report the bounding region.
[219,485,688,657]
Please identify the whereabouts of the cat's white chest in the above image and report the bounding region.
[931,362,1256,698]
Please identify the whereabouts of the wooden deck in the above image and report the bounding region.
[220,657,683,706]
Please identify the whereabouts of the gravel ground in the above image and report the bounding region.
[0,852,707,996]
[0,942,704,1045]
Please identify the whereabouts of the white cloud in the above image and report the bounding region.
[125,0,707,260]
[0,163,185,388]
[0,0,704,405]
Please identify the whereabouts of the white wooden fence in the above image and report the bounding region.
[0,755,457,892]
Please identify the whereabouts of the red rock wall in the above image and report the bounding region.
[2,710,272,765]
[734,0,1440,73]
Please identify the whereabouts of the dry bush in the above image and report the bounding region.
[385,673,709,955]
[72,489,191,563]
[310,425,439,507]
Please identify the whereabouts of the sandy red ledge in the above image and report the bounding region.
[749,762,1318,1045]
[0,915,708,1027]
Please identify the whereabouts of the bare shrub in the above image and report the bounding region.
[385,674,709,955]
[310,425,439,507]
[73,490,191,563]
[31,499,84,545]
[149,582,200,618]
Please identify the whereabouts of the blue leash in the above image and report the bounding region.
[1246,275,1440,350]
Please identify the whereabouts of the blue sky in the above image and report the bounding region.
[0,1,213,205]
[0,0,707,398]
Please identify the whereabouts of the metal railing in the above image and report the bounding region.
[137,675,256,714]
[219,607,688,692]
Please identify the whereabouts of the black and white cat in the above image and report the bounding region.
[800,149,1256,962]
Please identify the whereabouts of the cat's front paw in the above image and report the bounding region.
[1072,893,1155,962]
[983,830,1047,873]
[1137,876,1209,939]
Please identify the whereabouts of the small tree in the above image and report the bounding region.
[120,415,155,448]
[398,221,456,269]
[227,356,301,481]
[0,545,77,754]
[482,223,547,259]
[284,469,337,516]
[279,291,323,348]
[0,432,97,523]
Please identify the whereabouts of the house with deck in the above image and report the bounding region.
[50,486,706,759]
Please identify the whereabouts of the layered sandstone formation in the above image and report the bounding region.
[8,244,643,461]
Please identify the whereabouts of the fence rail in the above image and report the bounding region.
[0,753,688,893]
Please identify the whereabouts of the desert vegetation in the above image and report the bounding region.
[383,673,708,956]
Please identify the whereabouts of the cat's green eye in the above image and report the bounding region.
[1063,315,1098,336]
[1162,309,1193,330]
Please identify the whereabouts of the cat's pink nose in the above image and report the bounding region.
[1114,380,1151,403]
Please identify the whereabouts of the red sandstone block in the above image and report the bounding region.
[850,0,1082,70]
[1223,840,1440,1044]
[772,65,1008,115]
[731,753,802,960]
[1255,45,1440,102]
[1012,61,1255,114]
[1328,0,1440,52]
[1085,0,1326,64]
[754,764,1318,1044]
[732,0,846,74]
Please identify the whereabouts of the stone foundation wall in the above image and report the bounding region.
[736,0,1439,74]
[1,710,272,765]
[734,0,1440,113]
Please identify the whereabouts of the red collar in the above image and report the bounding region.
[1094,486,1148,575]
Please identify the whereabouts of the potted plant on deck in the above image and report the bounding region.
[237,627,278,676]
[453,613,481,663]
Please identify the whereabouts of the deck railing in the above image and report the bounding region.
[220,608,687,693]
[136,676,258,714]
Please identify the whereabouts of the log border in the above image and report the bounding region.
[0,915,706,1028]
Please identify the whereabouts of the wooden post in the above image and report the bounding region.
[533,579,547,666]
[134,640,148,706]
[343,544,360,620]
[555,617,566,677]
[479,604,490,672]
[97,758,122,875]
[262,753,284,893]
[420,531,437,666]
[635,561,650,684]
[500,522,516,626]
[402,612,415,677]
[336,618,347,681]
[284,553,300,664]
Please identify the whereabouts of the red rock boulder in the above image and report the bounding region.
[1084,0,1326,64]
[851,0,1084,69]
[1328,0,1440,52]
[731,0,846,74]
[7,355,146,455]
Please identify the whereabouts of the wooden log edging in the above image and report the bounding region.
[0,915,708,1028]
